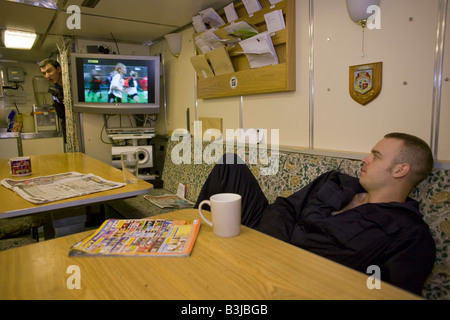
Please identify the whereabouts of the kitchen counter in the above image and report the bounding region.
[0,130,62,139]
[0,130,64,157]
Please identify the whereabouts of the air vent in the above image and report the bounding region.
[81,0,100,8]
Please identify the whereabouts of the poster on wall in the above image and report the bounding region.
[349,62,382,106]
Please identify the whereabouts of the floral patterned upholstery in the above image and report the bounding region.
[411,170,450,299]
[113,139,450,299]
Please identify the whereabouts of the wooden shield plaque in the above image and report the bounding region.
[349,62,382,106]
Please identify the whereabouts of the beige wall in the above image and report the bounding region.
[313,0,438,152]
[151,0,449,164]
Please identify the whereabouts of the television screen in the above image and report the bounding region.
[71,53,160,114]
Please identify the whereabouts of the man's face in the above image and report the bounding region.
[40,63,61,85]
[359,138,404,192]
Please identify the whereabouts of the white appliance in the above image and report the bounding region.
[33,104,59,132]
[111,145,153,169]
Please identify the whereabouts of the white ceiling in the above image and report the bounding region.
[0,0,232,62]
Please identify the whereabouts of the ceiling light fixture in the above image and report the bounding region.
[164,33,182,57]
[346,0,381,57]
[3,29,37,49]
[7,0,58,9]
[346,0,380,27]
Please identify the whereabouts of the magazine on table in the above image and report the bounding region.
[69,218,201,257]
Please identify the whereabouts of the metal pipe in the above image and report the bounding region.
[309,0,315,149]
[430,0,448,160]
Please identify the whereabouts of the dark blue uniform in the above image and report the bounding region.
[49,83,66,141]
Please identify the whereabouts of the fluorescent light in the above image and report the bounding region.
[7,0,58,10]
[3,29,37,49]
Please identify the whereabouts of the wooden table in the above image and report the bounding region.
[0,152,153,219]
[0,209,421,300]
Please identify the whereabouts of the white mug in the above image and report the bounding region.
[198,193,242,237]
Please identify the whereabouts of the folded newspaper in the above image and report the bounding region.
[69,218,201,257]
[144,194,195,209]
[0,172,125,204]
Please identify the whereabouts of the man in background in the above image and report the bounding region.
[39,58,66,140]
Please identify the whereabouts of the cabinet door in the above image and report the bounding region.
[0,138,19,158]
[22,137,64,155]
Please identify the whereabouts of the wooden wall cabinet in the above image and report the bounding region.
[194,0,296,99]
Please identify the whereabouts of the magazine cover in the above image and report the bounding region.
[70,219,201,257]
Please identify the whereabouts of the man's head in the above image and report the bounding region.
[39,59,62,85]
[360,132,434,197]
[383,132,434,186]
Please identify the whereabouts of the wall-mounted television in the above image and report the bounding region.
[71,53,160,114]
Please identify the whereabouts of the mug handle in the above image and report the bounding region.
[198,200,213,227]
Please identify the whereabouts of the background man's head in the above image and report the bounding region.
[39,59,62,86]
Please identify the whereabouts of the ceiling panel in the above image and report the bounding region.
[0,0,232,62]
[64,0,231,28]
[0,1,57,33]
[50,12,177,44]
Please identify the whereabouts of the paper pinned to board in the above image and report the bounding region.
[199,8,226,29]
[242,0,262,15]
[194,29,225,54]
[224,21,259,40]
[264,9,286,33]
[224,3,239,23]
[192,15,207,33]
[238,32,279,68]
[269,0,283,5]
